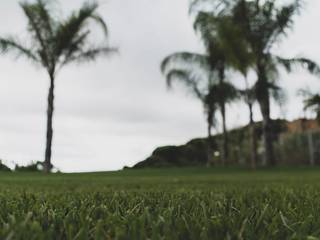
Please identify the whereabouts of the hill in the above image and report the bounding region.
[133,118,320,168]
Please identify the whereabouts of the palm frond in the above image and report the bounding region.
[161,52,210,74]
[303,94,320,123]
[54,1,108,62]
[276,57,320,76]
[208,81,239,106]
[274,0,301,34]
[33,0,55,37]
[90,13,109,37]
[0,37,38,62]
[213,15,254,76]
[62,46,117,66]
[79,2,108,36]
[165,69,203,100]
[304,94,320,110]
[20,0,54,66]
[190,0,233,15]
[59,30,91,64]
[193,11,231,74]
[270,82,287,107]
[264,0,301,51]
[193,11,217,48]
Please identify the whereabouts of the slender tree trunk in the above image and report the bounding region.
[244,77,257,169]
[206,123,213,167]
[218,66,228,166]
[44,73,55,173]
[220,103,228,166]
[257,62,275,166]
[248,103,257,169]
[261,109,275,166]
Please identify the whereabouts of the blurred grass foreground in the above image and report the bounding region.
[1,168,320,239]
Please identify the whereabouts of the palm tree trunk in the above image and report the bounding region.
[44,73,55,173]
[218,66,228,166]
[221,103,228,166]
[257,62,275,167]
[244,77,257,169]
[206,123,213,167]
[261,110,275,166]
[248,103,257,169]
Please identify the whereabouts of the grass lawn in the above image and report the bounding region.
[1,167,320,239]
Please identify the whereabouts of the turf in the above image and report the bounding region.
[1,167,320,239]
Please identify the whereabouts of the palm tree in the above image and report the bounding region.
[210,10,288,168]
[204,11,259,169]
[193,12,238,165]
[161,52,237,165]
[161,52,217,165]
[191,0,319,165]
[0,0,116,172]
[207,81,238,165]
[235,0,320,166]
[191,0,320,166]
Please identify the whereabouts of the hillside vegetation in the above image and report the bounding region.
[134,119,320,168]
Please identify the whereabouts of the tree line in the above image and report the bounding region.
[162,0,320,169]
[0,0,319,172]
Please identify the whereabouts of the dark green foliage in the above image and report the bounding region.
[134,120,288,168]
[15,162,42,172]
[1,169,320,239]
[134,139,214,168]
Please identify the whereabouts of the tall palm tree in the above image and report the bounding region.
[161,52,237,165]
[205,11,259,168]
[161,52,217,165]
[209,11,288,168]
[202,0,320,166]
[193,12,238,165]
[233,0,320,166]
[191,0,320,166]
[0,0,116,172]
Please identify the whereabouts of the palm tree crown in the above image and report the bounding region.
[0,0,116,75]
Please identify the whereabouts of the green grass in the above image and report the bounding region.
[1,167,320,239]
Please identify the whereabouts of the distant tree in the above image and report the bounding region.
[161,53,216,165]
[201,10,259,169]
[0,0,116,172]
[230,0,320,166]
[193,0,320,166]
[193,12,238,165]
[161,52,237,165]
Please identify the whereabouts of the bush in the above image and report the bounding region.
[0,160,11,172]
[14,161,43,172]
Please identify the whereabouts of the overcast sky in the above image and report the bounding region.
[0,0,319,172]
